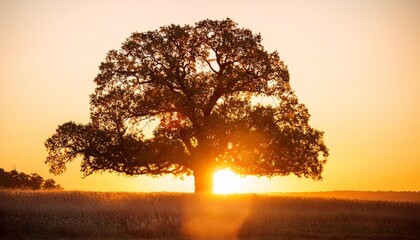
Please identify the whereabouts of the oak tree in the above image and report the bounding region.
[45,19,328,192]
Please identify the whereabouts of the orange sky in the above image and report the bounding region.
[1,0,419,192]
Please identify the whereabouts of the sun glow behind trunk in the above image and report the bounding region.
[213,169,243,194]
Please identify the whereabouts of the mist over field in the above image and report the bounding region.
[1,190,420,239]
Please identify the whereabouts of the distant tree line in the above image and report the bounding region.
[0,168,62,190]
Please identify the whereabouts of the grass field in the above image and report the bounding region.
[1,190,420,239]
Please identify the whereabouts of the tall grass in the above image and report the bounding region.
[1,189,420,239]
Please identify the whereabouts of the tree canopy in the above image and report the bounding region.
[45,18,328,192]
[0,168,62,190]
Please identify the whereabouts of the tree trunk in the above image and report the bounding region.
[193,167,214,193]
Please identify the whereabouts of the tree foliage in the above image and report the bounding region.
[45,19,328,192]
[0,168,62,190]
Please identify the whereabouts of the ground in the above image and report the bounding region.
[1,190,420,239]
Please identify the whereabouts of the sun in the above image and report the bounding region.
[213,169,243,194]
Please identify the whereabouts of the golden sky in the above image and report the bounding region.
[1,0,419,192]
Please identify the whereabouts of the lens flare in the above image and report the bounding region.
[183,193,253,239]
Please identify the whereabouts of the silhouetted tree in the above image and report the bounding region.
[0,168,13,188]
[0,168,62,190]
[28,173,43,190]
[42,179,62,190]
[45,19,328,192]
